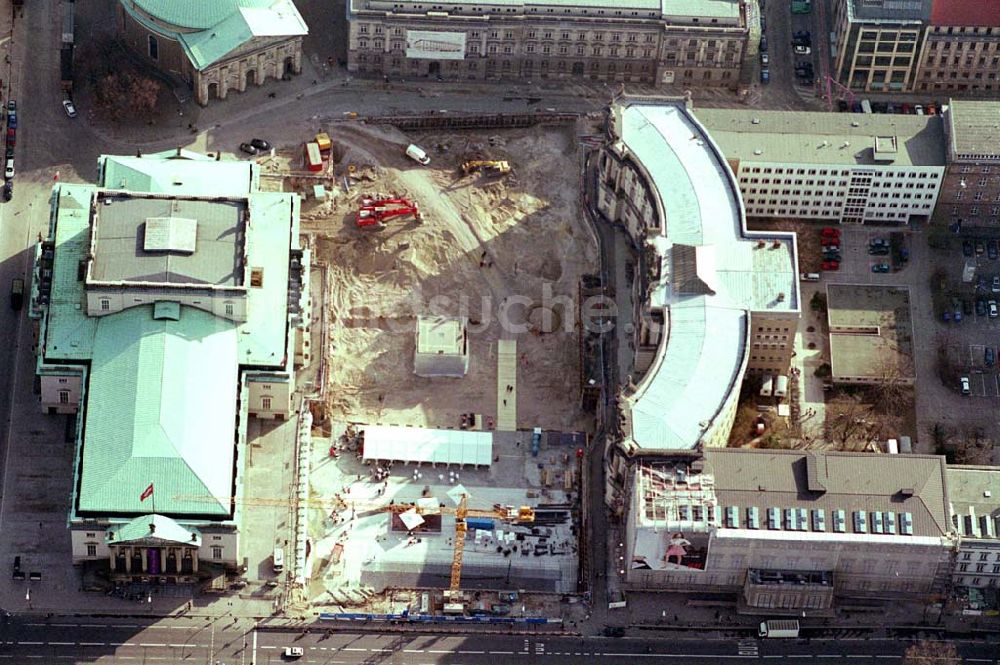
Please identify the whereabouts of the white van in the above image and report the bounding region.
[272,547,284,573]
[405,144,430,165]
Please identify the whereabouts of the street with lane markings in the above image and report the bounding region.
[1,619,999,664]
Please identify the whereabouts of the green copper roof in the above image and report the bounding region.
[122,0,307,70]
[129,0,275,30]
[78,306,238,517]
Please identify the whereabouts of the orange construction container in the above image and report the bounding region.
[305,142,323,172]
[315,132,332,153]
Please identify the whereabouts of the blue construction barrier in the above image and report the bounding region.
[318,612,562,625]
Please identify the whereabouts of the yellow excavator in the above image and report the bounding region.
[461,160,511,176]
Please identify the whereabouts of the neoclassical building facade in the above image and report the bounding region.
[116,0,307,105]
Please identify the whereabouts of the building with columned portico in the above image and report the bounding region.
[29,148,310,583]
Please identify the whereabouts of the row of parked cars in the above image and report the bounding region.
[962,237,1000,260]
[943,295,999,323]
[837,99,944,115]
[3,100,15,201]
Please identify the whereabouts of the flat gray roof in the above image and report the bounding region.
[945,466,1000,540]
[635,449,951,539]
[90,194,245,286]
[947,99,1000,159]
[827,284,914,382]
[695,108,947,167]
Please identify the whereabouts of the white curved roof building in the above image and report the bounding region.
[596,100,800,453]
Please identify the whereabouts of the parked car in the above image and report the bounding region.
[989,239,998,260]
[927,103,938,116]
[760,16,766,31]
[283,646,304,658]
[6,128,14,146]
[760,69,770,84]
[62,99,77,118]
[986,347,995,368]
[901,102,913,114]
[914,104,925,115]
[871,263,890,273]
[976,298,987,316]
[824,253,842,263]
[963,239,975,256]
[821,260,840,271]
[960,376,971,395]
[1,180,10,202]
[7,114,15,130]
[943,310,952,323]
[821,236,839,247]
[821,227,841,238]
[239,142,258,155]
[250,138,272,151]
[4,159,12,180]
[976,240,987,256]
[822,244,840,253]
[868,246,890,256]
[989,299,999,318]
[794,45,812,55]
[760,36,768,51]
[992,275,1000,293]
[760,53,769,66]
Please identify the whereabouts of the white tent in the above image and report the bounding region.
[362,426,493,466]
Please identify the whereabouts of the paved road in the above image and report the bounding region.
[2,618,999,664]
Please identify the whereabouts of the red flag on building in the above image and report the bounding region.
[140,483,154,502]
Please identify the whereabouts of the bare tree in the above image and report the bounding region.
[94,72,162,122]
[950,427,994,465]
[869,356,913,415]
[902,640,960,665]
[824,392,874,450]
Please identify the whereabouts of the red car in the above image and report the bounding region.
[821,237,839,246]
[901,102,913,114]
[821,227,841,238]
[822,260,840,271]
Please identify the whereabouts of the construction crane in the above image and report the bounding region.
[461,160,511,176]
[451,493,469,590]
[356,196,422,228]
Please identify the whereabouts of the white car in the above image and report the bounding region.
[794,45,812,55]
[960,376,971,395]
[989,300,999,318]
[760,53,769,66]
[4,160,12,180]
[283,646,304,659]
[62,99,77,118]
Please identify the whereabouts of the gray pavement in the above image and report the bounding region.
[1,619,999,664]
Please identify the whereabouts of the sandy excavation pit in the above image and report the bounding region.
[305,122,599,432]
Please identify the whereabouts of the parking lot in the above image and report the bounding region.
[798,223,998,458]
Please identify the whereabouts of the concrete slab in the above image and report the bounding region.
[497,339,518,431]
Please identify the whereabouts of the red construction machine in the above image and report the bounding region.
[355,196,422,228]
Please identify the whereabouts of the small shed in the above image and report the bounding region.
[414,315,469,377]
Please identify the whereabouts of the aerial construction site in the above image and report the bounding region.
[268,116,600,614]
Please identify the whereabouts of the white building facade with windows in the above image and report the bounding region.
[695,109,947,224]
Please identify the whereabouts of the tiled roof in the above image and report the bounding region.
[946,99,1000,158]
[705,449,952,538]
[931,0,1000,26]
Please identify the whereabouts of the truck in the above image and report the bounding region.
[759,619,800,638]
[10,277,24,310]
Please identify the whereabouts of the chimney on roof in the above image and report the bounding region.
[191,533,198,542]
[176,147,182,157]
[900,487,915,497]
[148,522,156,534]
